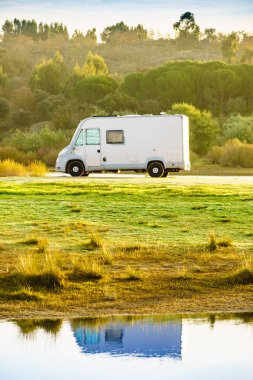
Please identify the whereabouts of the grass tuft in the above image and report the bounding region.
[90,232,103,248]
[126,266,142,281]
[100,245,113,265]
[0,287,43,301]
[71,259,103,281]
[228,269,253,285]
[102,285,117,301]
[16,253,65,289]
[22,236,39,245]
[37,238,48,253]
[208,232,217,251]
[207,232,233,251]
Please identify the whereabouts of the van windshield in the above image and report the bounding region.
[75,129,83,146]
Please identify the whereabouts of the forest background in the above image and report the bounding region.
[0,12,253,170]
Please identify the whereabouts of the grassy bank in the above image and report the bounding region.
[0,178,252,318]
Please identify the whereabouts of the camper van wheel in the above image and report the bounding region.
[162,170,169,177]
[148,162,164,178]
[68,161,84,177]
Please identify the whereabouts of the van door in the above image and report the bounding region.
[85,128,101,168]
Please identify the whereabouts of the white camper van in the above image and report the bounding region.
[55,114,190,177]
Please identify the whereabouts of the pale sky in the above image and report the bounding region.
[0,0,252,38]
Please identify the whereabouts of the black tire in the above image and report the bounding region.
[148,162,164,178]
[162,170,169,177]
[81,172,89,177]
[68,161,84,177]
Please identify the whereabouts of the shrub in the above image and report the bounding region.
[27,161,47,177]
[207,139,253,168]
[222,114,253,143]
[0,146,36,164]
[4,127,68,153]
[0,97,10,118]
[0,159,27,176]
[0,159,47,177]
[11,108,31,127]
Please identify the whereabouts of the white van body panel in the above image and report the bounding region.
[56,114,190,173]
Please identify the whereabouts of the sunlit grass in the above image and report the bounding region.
[0,179,252,316]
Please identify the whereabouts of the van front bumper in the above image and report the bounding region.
[55,156,68,172]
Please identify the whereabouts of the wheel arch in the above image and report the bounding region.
[147,159,165,170]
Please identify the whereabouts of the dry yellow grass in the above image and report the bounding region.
[0,159,47,177]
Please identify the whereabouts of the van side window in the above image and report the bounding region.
[86,129,100,145]
[106,130,124,144]
[75,129,83,146]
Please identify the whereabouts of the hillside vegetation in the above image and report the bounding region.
[0,13,253,168]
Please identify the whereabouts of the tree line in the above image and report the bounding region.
[1,14,253,63]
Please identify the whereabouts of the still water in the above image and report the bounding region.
[0,315,253,380]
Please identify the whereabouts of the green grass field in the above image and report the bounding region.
[0,177,252,318]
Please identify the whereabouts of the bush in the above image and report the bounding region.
[0,159,27,176]
[0,146,36,164]
[222,114,253,143]
[11,108,31,127]
[0,97,10,118]
[0,159,47,177]
[207,139,253,168]
[4,127,68,152]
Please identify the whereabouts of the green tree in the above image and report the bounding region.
[2,20,14,37]
[170,103,220,155]
[11,87,36,111]
[203,28,217,45]
[220,32,240,63]
[34,94,67,122]
[0,97,10,119]
[121,72,144,99]
[11,109,31,127]
[156,69,194,107]
[0,66,8,87]
[97,91,139,113]
[86,28,97,43]
[72,76,118,103]
[30,51,67,94]
[83,51,108,76]
[173,12,200,47]
[101,21,129,43]
[209,69,241,113]
[20,19,38,39]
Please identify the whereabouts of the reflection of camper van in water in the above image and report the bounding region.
[73,321,182,358]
